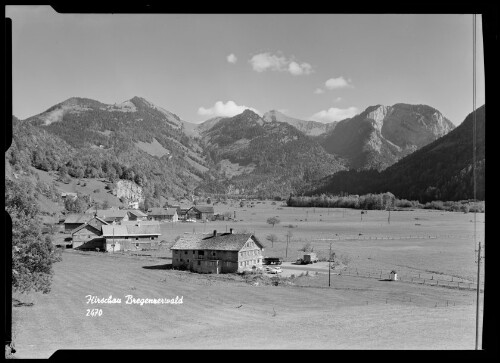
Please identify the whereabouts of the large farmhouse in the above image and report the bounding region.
[170,230,265,274]
[101,222,161,252]
[186,205,214,221]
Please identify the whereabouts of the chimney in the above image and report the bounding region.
[230,228,233,234]
[213,230,217,237]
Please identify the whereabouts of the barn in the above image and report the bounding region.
[147,208,178,222]
[170,229,265,274]
[71,216,109,250]
[101,222,161,252]
[186,205,214,221]
[63,213,95,233]
[126,209,148,221]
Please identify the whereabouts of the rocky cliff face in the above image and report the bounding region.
[321,103,455,170]
[262,110,336,136]
[114,180,144,204]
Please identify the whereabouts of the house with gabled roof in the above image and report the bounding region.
[186,205,214,221]
[101,222,161,252]
[147,207,178,222]
[126,209,148,221]
[95,209,130,223]
[71,216,109,250]
[64,213,95,232]
[170,229,265,274]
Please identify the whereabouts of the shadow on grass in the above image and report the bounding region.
[142,263,174,270]
[379,279,395,282]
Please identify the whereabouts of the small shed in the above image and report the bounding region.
[389,270,398,281]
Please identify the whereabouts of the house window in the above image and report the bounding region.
[198,250,204,255]
[187,259,190,263]
[125,237,128,240]
[185,251,188,255]
[136,237,139,240]
[151,237,155,240]
[197,261,200,266]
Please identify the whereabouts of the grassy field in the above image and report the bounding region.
[157,202,485,282]
[11,202,485,356]
[12,250,482,357]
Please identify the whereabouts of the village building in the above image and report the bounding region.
[178,208,189,220]
[101,222,161,252]
[147,207,178,222]
[170,230,265,274]
[63,213,95,232]
[126,209,148,221]
[71,216,109,250]
[128,201,140,209]
[186,205,215,221]
[91,209,129,223]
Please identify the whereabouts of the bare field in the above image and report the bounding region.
[12,250,482,357]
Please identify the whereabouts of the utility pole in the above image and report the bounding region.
[475,241,482,350]
[329,242,332,287]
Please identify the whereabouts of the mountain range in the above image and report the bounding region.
[309,105,485,202]
[6,95,480,203]
[319,103,455,170]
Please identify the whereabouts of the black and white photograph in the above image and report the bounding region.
[4,6,491,356]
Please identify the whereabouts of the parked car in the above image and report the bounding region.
[266,267,282,274]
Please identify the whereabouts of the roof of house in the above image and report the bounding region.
[70,216,108,235]
[188,205,214,214]
[171,233,263,251]
[64,214,94,224]
[101,223,161,237]
[148,208,177,216]
[126,209,148,218]
[84,206,120,214]
[120,220,160,226]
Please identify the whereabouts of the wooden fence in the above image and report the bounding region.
[337,267,484,291]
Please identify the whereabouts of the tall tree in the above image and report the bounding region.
[6,179,62,293]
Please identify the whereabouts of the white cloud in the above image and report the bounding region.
[314,88,325,94]
[197,100,260,118]
[249,52,288,72]
[288,61,313,76]
[310,107,358,123]
[249,52,313,75]
[227,53,237,64]
[325,76,353,90]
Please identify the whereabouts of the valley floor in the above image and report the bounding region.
[11,250,482,357]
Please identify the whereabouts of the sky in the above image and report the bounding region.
[6,7,485,125]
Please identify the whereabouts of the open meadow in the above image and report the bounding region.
[158,202,485,283]
[10,203,486,356]
[12,249,482,357]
